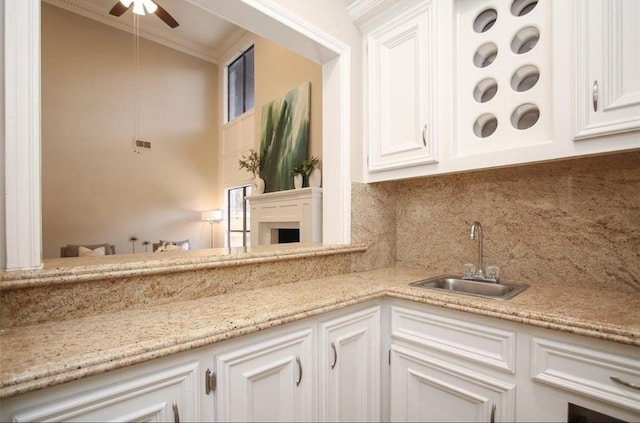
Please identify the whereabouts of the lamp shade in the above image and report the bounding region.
[201,209,223,222]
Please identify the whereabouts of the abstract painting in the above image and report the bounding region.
[259,82,310,192]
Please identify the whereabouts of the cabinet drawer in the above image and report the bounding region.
[532,337,640,412]
[391,306,516,373]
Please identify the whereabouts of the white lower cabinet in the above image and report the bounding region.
[0,349,210,422]
[213,305,382,422]
[318,306,381,422]
[215,328,314,422]
[390,345,515,422]
[389,304,516,422]
[525,332,640,422]
[2,300,639,422]
[386,301,640,423]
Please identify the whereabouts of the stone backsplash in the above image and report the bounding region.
[352,150,640,293]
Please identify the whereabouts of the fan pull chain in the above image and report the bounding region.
[133,13,140,151]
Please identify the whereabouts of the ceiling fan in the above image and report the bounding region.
[109,0,179,28]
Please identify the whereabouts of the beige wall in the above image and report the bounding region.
[254,36,323,163]
[351,150,640,293]
[41,3,219,258]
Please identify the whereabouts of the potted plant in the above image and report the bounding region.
[303,155,321,188]
[239,149,265,194]
[290,156,321,189]
[290,164,305,189]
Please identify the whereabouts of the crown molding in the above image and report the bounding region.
[42,0,246,64]
[347,0,422,31]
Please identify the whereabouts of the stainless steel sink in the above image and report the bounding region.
[410,275,529,300]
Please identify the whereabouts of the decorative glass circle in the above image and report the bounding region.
[511,103,540,129]
[473,78,498,103]
[473,9,498,33]
[511,0,538,17]
[511,64,539,92]
[473,42,498,68]
[474,114,498,138]
[511,26,539,54]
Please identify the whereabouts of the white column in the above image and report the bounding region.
[3,0,42,270]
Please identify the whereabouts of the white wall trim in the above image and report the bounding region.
[3,0,42,270]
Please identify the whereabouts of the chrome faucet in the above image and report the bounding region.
[470,221,485,279]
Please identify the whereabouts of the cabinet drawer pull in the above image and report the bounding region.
[330,342,337,369]
[205,368,216,395]
[611,376,640,390]
[490,403,496,423]
[592,80,598,112]
[172,401,180,423]
[422,124,428,147]
[296,355,303,386]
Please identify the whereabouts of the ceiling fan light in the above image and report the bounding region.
[119,0,134,7]
[132,1,146,15]
[142,0,158,14]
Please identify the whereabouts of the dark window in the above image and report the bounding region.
[227,185,252,247]
[227,46,254,121]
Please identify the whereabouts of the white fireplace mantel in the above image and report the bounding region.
[247,188,322,245]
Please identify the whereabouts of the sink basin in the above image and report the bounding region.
[410,275,529,300]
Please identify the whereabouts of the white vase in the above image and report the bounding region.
[253,176,265,194]
[293,174,303,189]
[308,168,322,187]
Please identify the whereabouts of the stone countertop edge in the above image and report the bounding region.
[0,291,389,399]
[0,267,638,400]
[385,291,636,343]
[0,244,367,289]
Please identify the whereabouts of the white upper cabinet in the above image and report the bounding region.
[362,0,439,174]
[574,0,640,140]
[351,0,640,182]
[452,0,553,158]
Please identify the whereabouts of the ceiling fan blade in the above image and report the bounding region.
[109,1,131,17]
[154,3,179,28]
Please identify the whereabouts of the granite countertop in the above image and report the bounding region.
[0,243,364,289]
[1,267,639,399]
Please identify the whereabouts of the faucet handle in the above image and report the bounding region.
[463,263,475,279]
[486,265,500,281]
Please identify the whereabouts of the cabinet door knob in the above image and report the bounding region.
[490,403,496,423]
[295,355,303,386]
[611,376,640,390]
[330,342,338,370]
[172,401,180,423]
[592,80,599,112]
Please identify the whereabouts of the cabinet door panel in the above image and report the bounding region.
[10,361,200,423]
[216,329,313,422]
[575,0,640,139]
[318,306,381,421]
[390,345,515,423]
[366,1,437,172]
